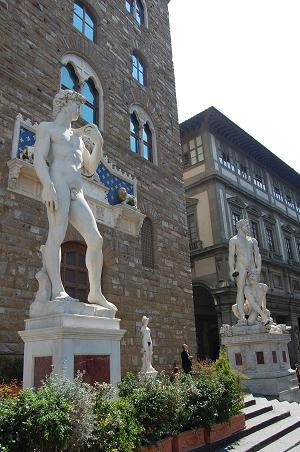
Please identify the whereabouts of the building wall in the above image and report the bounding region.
[0,0,196,377]
[182,122,300,365]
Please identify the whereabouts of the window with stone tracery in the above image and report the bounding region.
[129,105,157,164]
[60,54,104,130]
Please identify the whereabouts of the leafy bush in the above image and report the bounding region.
[0,387,72,452]
[117,372,140,398]
[91,393,142,452]
[0,372,97,452]
[44,372,97,450]
[213,348,244,423]
[128,374,180,445]
[176,371,223,431]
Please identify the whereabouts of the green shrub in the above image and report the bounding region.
[117,372,140,398]
[0,372,98,452]
[176,371,223,431]
[128,374,180,445]
[43,372,97,450]
[0,387,72,452]
[213,348,244,423]
[91,394,142,452]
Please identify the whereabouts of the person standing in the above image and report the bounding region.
[295,364,300,389]
[181,344,192,373]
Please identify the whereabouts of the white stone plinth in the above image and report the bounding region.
[19,300,125,389]
[221,324,297,397]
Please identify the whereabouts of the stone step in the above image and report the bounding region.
[192,408,290,451]
[244,394,256,407]
[259,428,300,451]
[216,415,300,451]
[271,399,300,416]
[242,398,273,420]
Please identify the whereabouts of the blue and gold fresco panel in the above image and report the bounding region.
[15,127,134,206]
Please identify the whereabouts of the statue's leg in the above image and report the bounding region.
[232,304,240,319]
[69,193,117,311]
[236,270,247,323]
[44,181,70,300]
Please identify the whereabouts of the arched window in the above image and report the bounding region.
[125,0,147,27]
[61,64,79,91]
[132,53,146,86]
[73,1,96,42]
[82,78,98,123]
[141,218,154,268]
[61,242,89,302]
[142,123,152,161]
[130,113,140,153]
[129,105,157,164]
[60,54,104,128]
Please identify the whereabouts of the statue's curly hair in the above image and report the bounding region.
[52,89,86,118]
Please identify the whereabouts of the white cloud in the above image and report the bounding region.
[169,0,300,174]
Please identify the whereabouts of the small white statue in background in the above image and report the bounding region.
[140,316,157,376]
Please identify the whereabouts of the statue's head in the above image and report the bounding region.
[118,187,128,201]
[182,343,188,351]
[236,219,250,235]
[53,89,86,120]
[142,315,149,326]
[247,270,259,285]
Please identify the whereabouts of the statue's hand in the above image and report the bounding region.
[42,183,58,212]
[83,124,103,146]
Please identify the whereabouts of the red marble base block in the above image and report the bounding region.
[74,355,110,384]
[34,356,53,388]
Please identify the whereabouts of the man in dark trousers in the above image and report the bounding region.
[181,344,192,373]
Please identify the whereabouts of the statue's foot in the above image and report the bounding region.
[237,318,247,326]
[51,291,78,302]
[88,294,117,312]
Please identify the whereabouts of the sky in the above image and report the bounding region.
[168,0,300,174]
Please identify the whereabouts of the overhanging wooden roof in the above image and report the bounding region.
[180,106,300,188]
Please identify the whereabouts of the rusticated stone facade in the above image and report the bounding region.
[0,0,195,377]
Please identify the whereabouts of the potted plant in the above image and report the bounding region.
[173,370,223,451]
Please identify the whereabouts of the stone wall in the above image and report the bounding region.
[0,0,196,376]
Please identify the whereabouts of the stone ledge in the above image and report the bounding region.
[19,326,126,342]
[7,158,145,237]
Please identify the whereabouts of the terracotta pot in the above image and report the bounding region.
[172,427,205,452]
[204,422,231,444]
[141,436,173,452]
[230,412,246,434]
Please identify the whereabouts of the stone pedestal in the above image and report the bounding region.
[19,299,125,388]
[220,323,297,397]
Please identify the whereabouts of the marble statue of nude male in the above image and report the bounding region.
[228,219,261,324]
[34,89,117,313]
